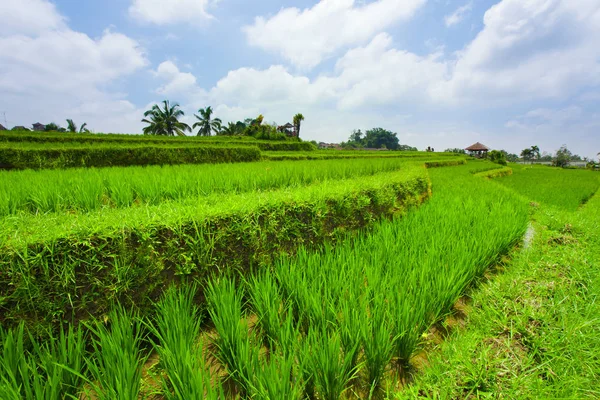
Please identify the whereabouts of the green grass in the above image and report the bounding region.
[0,158,417,216]
[495,164,600,211]
[399,174,600,399]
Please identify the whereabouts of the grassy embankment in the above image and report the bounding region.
[399,164,600,399]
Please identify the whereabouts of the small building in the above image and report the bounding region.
[0,123,6,131]
[32,122,46,131]
[465,142,490,158]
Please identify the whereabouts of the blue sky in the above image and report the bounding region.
[1,0,599,158]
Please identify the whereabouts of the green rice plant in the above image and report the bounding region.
[149,284,222,399]
[303,325,361,400]
[247,272,285,350]
[27,325,87,399]
[494,164,600,211]
[361,293,396,392]
[85,306,147,400]
[0,157,417,216]
[0,323,29,399]
[206,278,257,396]
[248,349,304,400]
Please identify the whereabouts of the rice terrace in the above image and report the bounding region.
[2,0,600,399]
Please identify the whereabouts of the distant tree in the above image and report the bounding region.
[531,145,540,161]
[520,148,533,163]
[363,128,400,150]
[221,122,244,136]
[398,144,417,151]
[44,122,65,132]
[445,148,466,154]
[553,145,572,168]
[142,100,191,137]
[349,129,364,144]
[500,150,519,163]
[193,106,222,137]
[293,113,304,138]
[66,119,90,133]
[488,150,507,165]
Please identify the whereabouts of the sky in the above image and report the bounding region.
[0,0,599,158]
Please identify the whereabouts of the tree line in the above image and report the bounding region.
[142,100,304,140]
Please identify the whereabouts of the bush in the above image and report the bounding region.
[488,150,507,166]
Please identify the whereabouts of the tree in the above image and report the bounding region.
[553,145,572,168]
[531,145,540,161]
[520,148,533,163]
[293,113,304,138]
[445,148,466,154]
[193,106,222,137]
[221,121,248,136]
[363,128,400,150]
[44,122,66,132]
[142,100,191,137]
[488,150,507,165]
[66,119,90,133]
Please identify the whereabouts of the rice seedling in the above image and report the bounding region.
[205,278,258,396]
[85,306,147,400]
[304,325,362,400]
[149,284,222,399]
[248,349,304,400]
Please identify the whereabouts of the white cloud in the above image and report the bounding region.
[0,0,65,36]
[154,61,203,97]
[442,0,600,102]
[0,0,148,133]
[243,0,426,69]
[444,1,472,27]
[129,0,215,25]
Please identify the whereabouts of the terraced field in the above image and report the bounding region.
[1,139,597,399]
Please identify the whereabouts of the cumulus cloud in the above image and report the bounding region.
[129,0,216,25]
[0,0,65,36]
[243,0,426,69]
[442,0,600,102]
[154,61,203,97]
[444,1,472,27]
[0,0,148,133]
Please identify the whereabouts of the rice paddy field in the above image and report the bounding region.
[1,138,598,399]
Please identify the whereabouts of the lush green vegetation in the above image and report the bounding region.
[0,163,429,329]
[400,166,600,399]
[0,162,531,398]
[0,145,262,170]
[496,164,600,211]
[0,158,420,216]
[1,148,597,399]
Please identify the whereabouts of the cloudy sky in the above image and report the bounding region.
[1,0,599,157]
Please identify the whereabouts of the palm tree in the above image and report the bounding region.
[66,119,91,133]
[530,145,540,161]
[142,100,191,137]
[221,121,246,136]
[193,106,222,136]
[293,113,304,138]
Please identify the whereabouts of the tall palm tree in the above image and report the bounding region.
[66,119,91,133]
[293,113,304,138]
[142,100,191,137]
[530,145,540,161]
[193,106,222,136]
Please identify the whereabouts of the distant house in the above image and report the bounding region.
[32,122,45,131]
[11,126,30,131]
[465,142,490,158]
[277,122,295,137]
[0,124,6,131]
